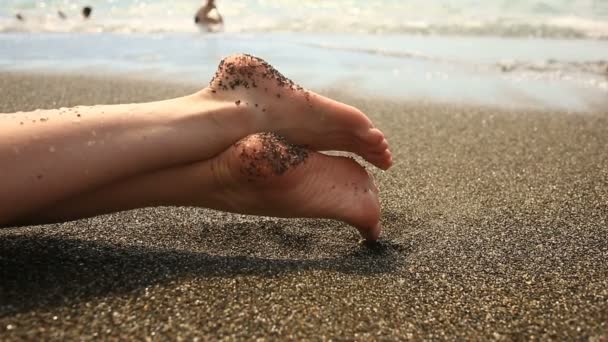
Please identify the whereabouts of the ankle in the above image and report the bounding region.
[188,88,259,137]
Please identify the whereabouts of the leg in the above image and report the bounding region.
[0,93,249,224]
[0,54,390,225]
[21,134,382,240]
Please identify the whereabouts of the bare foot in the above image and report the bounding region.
[200,54,392,170]
[204,133,382,240]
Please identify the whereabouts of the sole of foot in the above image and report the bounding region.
[202,54,393,170]
[208,133,382,241]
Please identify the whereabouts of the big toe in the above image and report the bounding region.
[303,154,383,240]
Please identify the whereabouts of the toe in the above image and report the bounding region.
[356,221,382,241]
[381,150,393,170]
[365,149,393,170]
[378,138,389,151]
[366,138,389,154]
[361,128,385,145]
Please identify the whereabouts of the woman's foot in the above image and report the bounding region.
[200,54,392,170]
[204,133,382,240]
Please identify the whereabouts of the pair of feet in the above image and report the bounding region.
[191,54,391,240]
[21,54,391,241]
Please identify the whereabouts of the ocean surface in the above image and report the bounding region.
[1,0,607,111]
[3,0,608,38]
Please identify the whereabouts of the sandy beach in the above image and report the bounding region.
[0,72,607,340]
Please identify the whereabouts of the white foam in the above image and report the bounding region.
[2,0,607,38]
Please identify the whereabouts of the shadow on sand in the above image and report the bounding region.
[0,232,409,316]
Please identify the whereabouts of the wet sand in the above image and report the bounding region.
[1,72,607,340]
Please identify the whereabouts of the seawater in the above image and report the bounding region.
[2,0,608,38]
[1,1,607,111]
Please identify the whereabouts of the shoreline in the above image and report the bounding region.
[2,32,607,112]
[1,72,607,339]
[2,69,607,115]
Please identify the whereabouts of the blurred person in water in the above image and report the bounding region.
[82,6,92,19]
[58,6,92,20]
[16,6,91,22]
[194,0,224,31]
